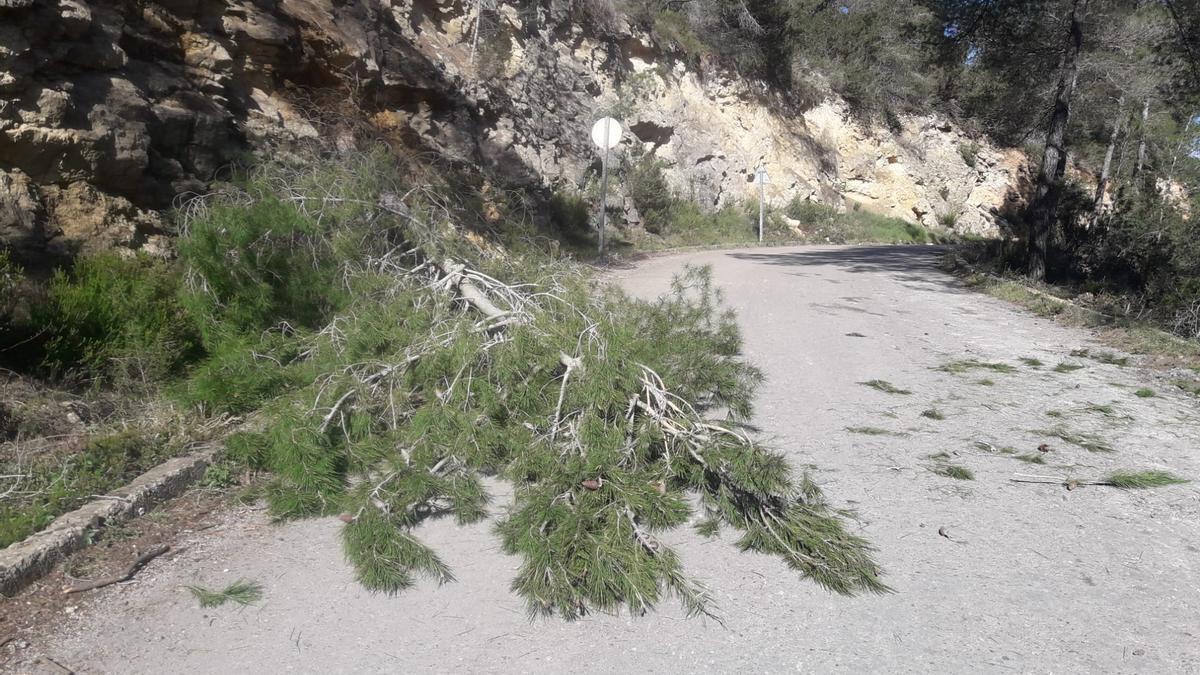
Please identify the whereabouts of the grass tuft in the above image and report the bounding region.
[1036,427,1114,453]
[1134,388,1156,398]
[859,380,912,395]
[972,441,1016,454]
[845,426,904,436]
[1102,470,1188,489]
[1019,357,1044,367]
[931,464,974,480]
[1014,453,1047,464]
[1090,351,1130,367]
[937,360,1016,374]
[1053,362,1086,373]
[187,579,263,608]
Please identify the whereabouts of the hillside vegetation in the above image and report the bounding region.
[0,151,886,616]
[608,0,1199,334]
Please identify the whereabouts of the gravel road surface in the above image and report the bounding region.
[22,245,1200,674]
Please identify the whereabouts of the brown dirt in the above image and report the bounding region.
[0,487,233,671]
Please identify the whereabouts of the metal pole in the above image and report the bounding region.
[757,169,765,243]
[599,125,611,257]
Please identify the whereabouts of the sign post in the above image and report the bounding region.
[754,166,770,243]
[591,117,622,257]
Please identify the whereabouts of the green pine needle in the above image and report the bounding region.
[859,379,912,395]
[931,464,974,480]
[1102,470,1188,489]
[171,157,888,621]
[187,579,263,608]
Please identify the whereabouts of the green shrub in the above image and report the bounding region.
[786,197,840,224]
[649,9,710,56]
[548,190,591,239]
[959,141,980,168]
[937,211,961,229]
[33,252,200,381]
[175,331,315,415]
[0,250,19,313]
[178,198,346,336]
[0,251,35,368]
[628,152,675,234]
[785,196,937,245]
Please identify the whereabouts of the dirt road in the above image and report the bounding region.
[22,245,1200,673]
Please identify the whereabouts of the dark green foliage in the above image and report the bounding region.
[32,253,200,381]
[343,509,453,593]
[628,152,675,235]
[548,190,591,239]
[177,198,345,335]
[175,331,315,415]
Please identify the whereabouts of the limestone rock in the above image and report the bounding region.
[0,169,44,253]
[43,182,167,256]
[0,0,1027,264]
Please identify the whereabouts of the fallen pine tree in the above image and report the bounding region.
[176,152,888,619]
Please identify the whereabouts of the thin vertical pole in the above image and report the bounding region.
[757,170,765,243]
[599,124,611,257]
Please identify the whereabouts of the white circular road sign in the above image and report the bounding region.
[591,117,622,150]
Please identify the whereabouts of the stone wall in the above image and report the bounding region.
[0,0,1028,263]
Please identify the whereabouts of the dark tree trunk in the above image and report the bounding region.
[1091,97,1124,219]
[1026,0,1087,281]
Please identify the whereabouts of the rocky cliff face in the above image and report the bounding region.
[0,0,1026,262]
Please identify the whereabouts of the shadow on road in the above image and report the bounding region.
[726,245,967,295]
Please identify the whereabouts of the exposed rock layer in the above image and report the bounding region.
[0,0,1026,261]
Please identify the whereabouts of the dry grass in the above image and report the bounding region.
[952,263,1200,370]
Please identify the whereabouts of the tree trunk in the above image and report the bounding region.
[1091,97,1124,219]
[1134,98,1150,177]
[1170,113,1194,175]
[1026,0,1087,281]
